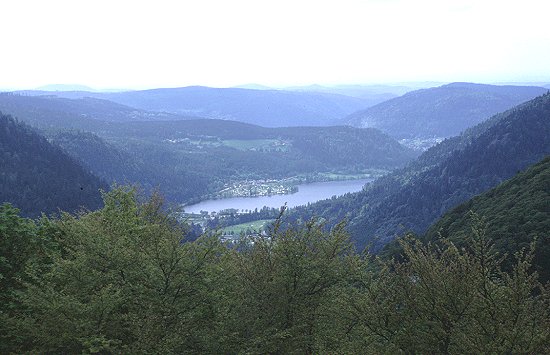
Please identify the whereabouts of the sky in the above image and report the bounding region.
[1,0,550,90]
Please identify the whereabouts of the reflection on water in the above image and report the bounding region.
[183,178,373,214]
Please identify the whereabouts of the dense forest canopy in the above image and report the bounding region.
[0,112,104,217]
[423,155,550,281]
[292,92,550,250]
[1,187,548,353]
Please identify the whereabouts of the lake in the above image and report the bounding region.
[183,178,373,214]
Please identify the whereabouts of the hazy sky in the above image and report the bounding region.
[1,0,549,89]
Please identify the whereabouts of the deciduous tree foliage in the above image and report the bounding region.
[15,187,226,353]
[1,187,549,353]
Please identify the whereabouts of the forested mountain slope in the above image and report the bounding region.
[423,156,550,280]
[15,86,373,127]
[108,120,418,169]
[51,123,416,203]
[293,93,550,250]
[343,83,547,139]
[0,113,105,217]
[50,130,210,203]
[0,94,416,203]
[0,93,194,130]
[0,93,415,171]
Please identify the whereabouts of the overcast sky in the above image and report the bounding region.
[1,0,549,90]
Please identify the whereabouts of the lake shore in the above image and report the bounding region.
[183,178,374,214]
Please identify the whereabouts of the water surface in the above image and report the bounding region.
[184,178,373,214]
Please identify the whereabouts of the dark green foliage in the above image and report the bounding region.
[294,93,550,251]
[0,204,37,302]
[220,219,359,354]
[1,187,549,353]
[0,112,105,217]
[345,82,547,138]
[424,156,550,281]
[343,233,550,354]
[0,204,38,352]
[10,188,225,353]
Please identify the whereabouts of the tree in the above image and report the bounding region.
[341,216,550,353]
[0,203,38,353]
[13,187,225,353]
[220,217,360,354]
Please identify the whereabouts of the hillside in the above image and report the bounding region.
[3,187,549,354]
[343,83,547,139]
[107,120,417,168]
[16,86,374,127]
[50,122,416,203]
[293,93,550,250]
[423,156,550,280]
[0,94,417,204]
[0,113,105,217]
[50,130,210,203]
[0,93,194,131]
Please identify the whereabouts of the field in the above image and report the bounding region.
[221,219,274,235]
[221,139,289,152]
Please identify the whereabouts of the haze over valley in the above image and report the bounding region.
[1,0,550,353]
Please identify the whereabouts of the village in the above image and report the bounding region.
[211,179,298,199]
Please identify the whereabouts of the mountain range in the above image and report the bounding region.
[0,93,416,205]
[0,93,196,134]
[15,86,375,127]
[343,83,547,139]
[12,83,548,136]
[2,82,549,246]
[293,92,550,250]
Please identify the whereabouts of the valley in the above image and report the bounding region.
[0,93,414,206]
[2,86,549,354]
[3,1,550,352]
[184,178,373,214]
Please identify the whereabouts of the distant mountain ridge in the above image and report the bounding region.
[293,92,550,250]
[35,84,97,92]
[0,93,197,132]
[282,84,403,102]
[343,82,547,139]
[13,86,377,127]
[0,94,416,204]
